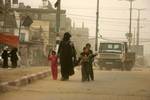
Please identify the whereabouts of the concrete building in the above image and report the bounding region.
[0,1,17,34]
[0,1,72,66]
[71,23,89,56]
[88,38,96,52]
[12,2,72,66]
[0,1,18,52]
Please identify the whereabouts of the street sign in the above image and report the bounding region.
[22,16,33,27]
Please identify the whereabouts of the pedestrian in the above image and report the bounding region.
[10,48,18,68]
[58,32,77,81]
[79,47,90,82]
[86,43,97,81]
[1,48,9,68]
[48,50,58,80]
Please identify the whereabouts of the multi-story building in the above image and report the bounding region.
[0,1,17,33]
[0,1,73,66]
[12,2,72,66]
[0,1,18,52]
[71,23,89,56]
[88,38,96,52]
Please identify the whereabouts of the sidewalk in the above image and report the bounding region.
[0,66,51,93]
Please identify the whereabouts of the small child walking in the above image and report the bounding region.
[79,47,90,82]
[48,50,58,80]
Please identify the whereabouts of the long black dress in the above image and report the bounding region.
[2,50,9,68]
[10,48,18,68]
[58,40,76,80]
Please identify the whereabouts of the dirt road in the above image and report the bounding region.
[0,69,150,100]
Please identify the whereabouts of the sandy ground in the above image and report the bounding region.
[0,67,50,83]
[0,68,150,100]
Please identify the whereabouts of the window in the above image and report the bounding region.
[108,44,113,49]
[38,14,41,20]
[20,33,25,42]
[99,43,122,53]
[114,44,119,49]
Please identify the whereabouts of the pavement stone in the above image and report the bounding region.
[0,70,51,93]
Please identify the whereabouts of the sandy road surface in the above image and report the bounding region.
[0,69,150,100]
[0,67,49,83]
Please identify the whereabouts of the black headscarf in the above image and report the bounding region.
[63,32,71,41]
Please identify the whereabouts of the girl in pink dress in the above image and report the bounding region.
[48,51,58,80]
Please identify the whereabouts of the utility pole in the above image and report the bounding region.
[120,0,135,47]
[3,0,7,32]
[136,9,144,46]
[55,0,61,52]
[56,0,61,33]
[95,0,99,51]
[128,0,135,48]
[129,0,133,35]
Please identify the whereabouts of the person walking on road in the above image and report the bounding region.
[48,50,58,80]
[79,47,90,82]
[1,48,9,68]
[86,43,97,81]
[10,48,18,68]
[58,32,76,81]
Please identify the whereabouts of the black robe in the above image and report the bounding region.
[58,40,76,79]
[2,50,9,68]
[10,49,18,68]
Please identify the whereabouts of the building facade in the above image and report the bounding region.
[12,2,72,66]
[71,23,89,56]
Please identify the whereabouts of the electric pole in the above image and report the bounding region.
[55,0,61,52]
[95,0,99,51]
[136,9,144,46]
[129,0,133,35]
[128,0,135,47]
[55,0,61,33]
[120,0,135,47]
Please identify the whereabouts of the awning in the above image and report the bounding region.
[0,33,19,47]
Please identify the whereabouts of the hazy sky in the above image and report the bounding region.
[19,0,150,37]
[19,0,150,53]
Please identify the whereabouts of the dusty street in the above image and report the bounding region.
[0,68,150,100]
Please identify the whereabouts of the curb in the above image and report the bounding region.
[0,70,51,93]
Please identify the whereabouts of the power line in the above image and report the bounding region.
[69,16,147,31]
[87,21,129,26]
[100,29,127,32]
[89,36,150,41]
[144,21,150,23]
[62,6,150,14]
[70,18,144,28]
[70,16,141,25]
[67,13,148,25]
[140,32,150,34]
[63,6,148,10]
[67,13,146,21]
[68,15,150,33]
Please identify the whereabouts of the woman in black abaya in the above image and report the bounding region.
[58,32,76,81]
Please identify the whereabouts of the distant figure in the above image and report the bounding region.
[80,47,90,82]
[1,49,9,68]
[10,48,18,68]
[48,50,58,80]
[78,44,97,82]
[58,32,76,81]
[86,43,95,81]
